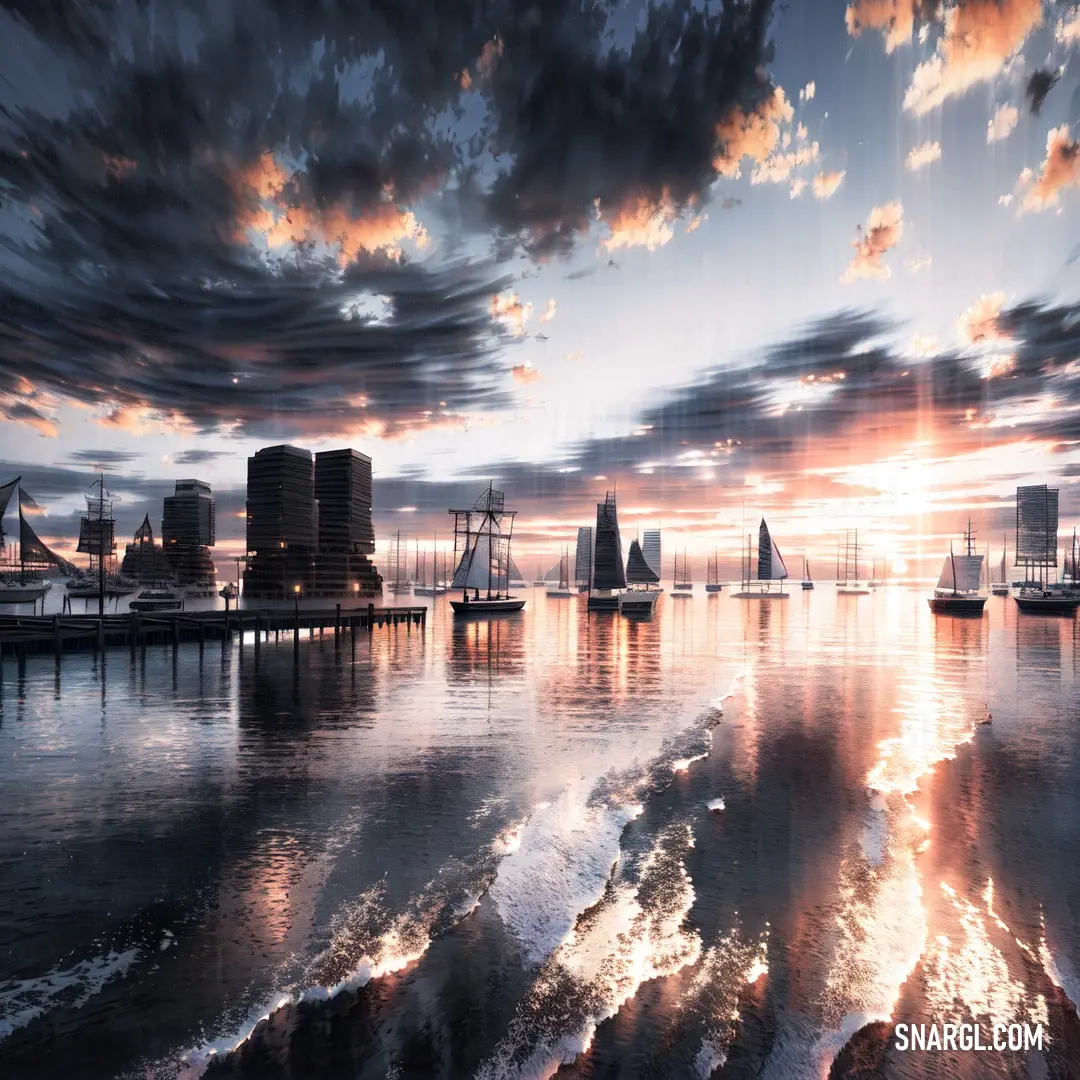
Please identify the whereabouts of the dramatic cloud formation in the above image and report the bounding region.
[68,450,141,469]
[842,203,904,282]
[988,104,1019,143]
[845,0,929,53]
[1058,7,1080,43]
[1019,125,1080,212]
[812,171,846,199]
[957,291,1008,344]
[491,293,533,336]
[905,140,942,170]
[0,0,786,438]
[902,0,1043,115]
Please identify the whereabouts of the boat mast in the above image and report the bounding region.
[486,480,494,599]
[950,541,957,596]
[98,473,106,616]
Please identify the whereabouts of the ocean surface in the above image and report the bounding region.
[2,584,1079,1079]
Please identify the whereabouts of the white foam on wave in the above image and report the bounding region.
[706,797,725,813]
[0,947,140,1041]
[477,824,701,1080]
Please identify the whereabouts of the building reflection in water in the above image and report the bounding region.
[447,612,526,682]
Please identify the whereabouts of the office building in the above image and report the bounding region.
[243,444,382,600]
[161,479,216,591]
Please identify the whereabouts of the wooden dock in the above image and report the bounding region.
[0,604,427,661]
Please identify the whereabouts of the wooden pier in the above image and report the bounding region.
[0,604,427,661]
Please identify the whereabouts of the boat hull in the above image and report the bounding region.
[837,586,871,595]
[0,584,50,603]
[618,590,658,614]
[704,584,723,593]
[546,589,574,598]
[801,582,814,590]
[990,585,1011,596]
[731,590,789,599]
[450,598,526,615]
[927,596,987,615]
[1014,593,1080,614]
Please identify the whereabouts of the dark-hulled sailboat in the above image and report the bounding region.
[928,521,986,614]
[449,483,525,615]
[619,538,661,614]
[587,491,625,611]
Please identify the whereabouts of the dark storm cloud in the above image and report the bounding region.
[173,449,235,465]
[0,0,781,437]
[68,449,141,468]
[1026,68,1061,116]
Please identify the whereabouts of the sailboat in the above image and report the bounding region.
[574,527,593,593]
[386,531,411,594]
[801,555,814,590]
[672,551,693,596]
[532,564,547,587]
[587,491,625,611]
[546,548,574,598]
[836,529,870,595]
[619,539,661,613]
[415,534,448,596]
[732,519,789,598]
[928,520,986,614]
[0,477,62,603]
[991,535,1011,596]
[867,557,884,589]
[705,550,723,593]
[67,476,138,599]
[449,483,525,615]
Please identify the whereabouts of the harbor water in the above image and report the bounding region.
[2,586,1079,1078]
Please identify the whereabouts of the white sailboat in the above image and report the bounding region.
[449,483,525,615]
[415,533,449,596]
[732,519,789,598]
[991,534,1011,596]
[0,477,62,604]
[619,538,660,614]
[928,521,986,614]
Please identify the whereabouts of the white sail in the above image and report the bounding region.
[452,533,494,590]
[770,538,788,579]
[935,553,983,592]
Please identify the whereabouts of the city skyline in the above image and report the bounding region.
[4,0,1080,576]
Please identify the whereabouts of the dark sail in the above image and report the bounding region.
[19,503,65,567]
[626,539,659,584]
[757,518,788,580]
[0,477,18,545]
[592,491,626,590]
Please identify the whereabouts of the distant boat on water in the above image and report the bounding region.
[991,534,1011,596]
[130,588,183,612]
[619,539,660,614]
[927,521,986,615]
[672,551,693,596]
[1013,484,1080,614]
[546,549,574,598]
[801,555,814,590]
[836,529,870,595]
[587,491,625,611]
[705,550,723,593]
[732,519,789,598]
[449,483,525,615]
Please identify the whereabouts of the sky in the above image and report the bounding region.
[3,0,1080,580]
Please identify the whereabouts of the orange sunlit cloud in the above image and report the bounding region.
[957,291,1007,344]
[905,140,941,170]
[1018,124,1080,212]
[600,190,682,253]
[903,0,1043,115]
[714,87,794,179]
[233,151,429,264]
[491,292,533,335]
[102,153,137,180]
[97,404,196,437]
[845,0,920,53]
[842,202,904,282]
[511,364,542,385]
[813,170,846,199]
[1056,6,1080,42]
[539,298,557,324]
[987,103,1019,143]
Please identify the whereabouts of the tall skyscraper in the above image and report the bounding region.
[642,529,661,579]
[244,444,381,600]
[163,480,215,547]
[161,479,216,590]
[245,445,317,554]
[314,449,375,553]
